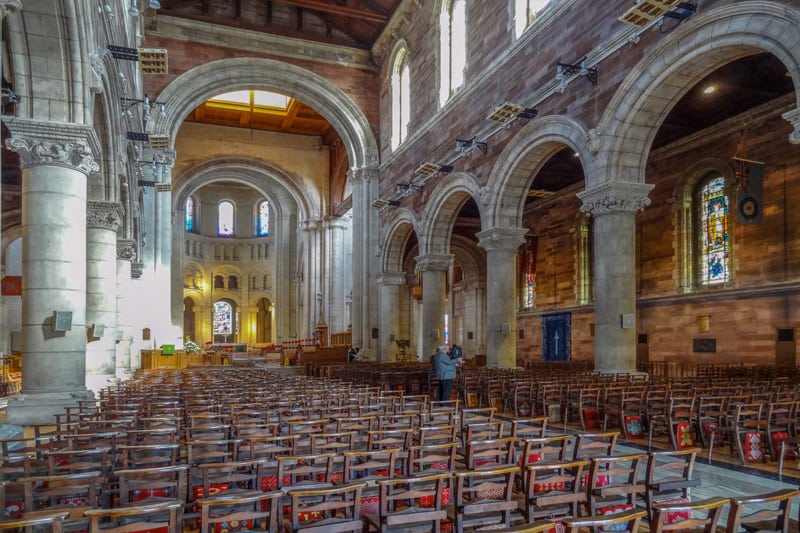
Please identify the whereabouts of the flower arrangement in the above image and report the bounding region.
[184,337,201,354]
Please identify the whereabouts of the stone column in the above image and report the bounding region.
[577,181,652,373]
[378,272,407,362]
[115,240,136,379]
[349,166,380,359]
[324,216,351,335]
[85,202,124,392]
[477,227,528,368]
[4,120,99,425]
[415,254,452,359]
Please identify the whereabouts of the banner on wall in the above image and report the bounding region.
[1,276,21,296]
[733,157,764,224]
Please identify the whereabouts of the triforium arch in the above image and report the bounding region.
[597,1,800,184]
[483,115,596,229]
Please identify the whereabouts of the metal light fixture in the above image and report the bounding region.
[371,199,401,209]
[556,59,598,86]
[487,102,538,124]
[414,162,453,177]
[128,0,139,17]
[455,136,487,156]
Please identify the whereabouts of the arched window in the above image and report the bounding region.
[514,0,551,39]
[213,301,232,335]
[575,215,593,305]
[256,200,269,236]
[391,46,411,150]
[439,0,467,107]
[697,174,730,285]
[519,236,538,310]
[218,201,234,237]
[185,197,194,232]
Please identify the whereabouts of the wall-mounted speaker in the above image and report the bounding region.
[52,311,73,332]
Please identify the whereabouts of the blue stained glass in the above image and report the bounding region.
[700,176,729,284]
[257,201,269,236]
[185,198,193,232]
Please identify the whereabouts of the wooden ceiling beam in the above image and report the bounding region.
[280,99,303,130]
[271,0,388,23]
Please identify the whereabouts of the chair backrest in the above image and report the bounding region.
[367,428,414,450]
[572,432,619,460]
[452,465,520,531]
[417,424,459,446]
[118,444,179,469]
[19,471,103,520]
[519,435,571,470]
[651,496,728,533]
[511,417,548,439]
[0,509,68,533]
[285,481,366,533]
[407,441,459,475]
[276,453,336,489]
[727,488,800,533]
[197,490,284,533]
[342,448,402,484]
[116,464,188,506]
[587,453,647,515]
[524,459,590,521]
[464,436,517,470]
[195,459,263,500]
[373,473,451,532]
[563,508,647,533]
[85,500,182,533]
[464,421,505,442]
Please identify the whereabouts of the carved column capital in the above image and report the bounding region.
[476,227,528,252]
[577,181,653,217]
[117,239,137,261]
[415,254,452,272]
[781,108,800,144]
[87,201,124,231]
[348,166,380,184]
[0,0,22,18]
[4,120,101,175]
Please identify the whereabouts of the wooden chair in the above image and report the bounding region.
[510,416,548,440]
[650,496,728,533]
[275,453,336,491]
[483,521,556,533]
[726,488,800,533]
[644,448,702,523]
[586,453,647,517]
[0,509,69,533]
[416,424,458,446]
[562,508,647,533]
[717,402,768,464]
[197,490,284,533]
[463,437,517,470]
[284,481,366,533]
[118,443,179,469]
[667,396,697,450]
[407,442,458,476]
[450,465,523,531]
[85,500,182,533]
[367,429,414,451]
[522,459,589,522]
[572,432,618,460]
[116,464,188,506]
[19,471,104,532]
[239,434,299,462]
[362,472,451,533]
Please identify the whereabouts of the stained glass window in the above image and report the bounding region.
[218,201,234,237]
[439,0,466,106]
[257,200,269,236]
[185,197,194,232]
[519,236,537,309]
[699,175,729,285]
[213,301,232,335]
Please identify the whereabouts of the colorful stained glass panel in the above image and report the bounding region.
[700,176,729,284]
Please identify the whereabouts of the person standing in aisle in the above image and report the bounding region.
[434,343,462,401]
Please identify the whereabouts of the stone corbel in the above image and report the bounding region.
[117,239,137,261]
[414,254,453,272]
[781,108,800,144]
[87,201,124,232]
[577,181,653,217]
[476,227,528,252]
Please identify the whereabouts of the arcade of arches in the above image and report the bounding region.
[1,0,800,423]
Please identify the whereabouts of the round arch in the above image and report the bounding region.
[152,58,379,173]
[419,173,484,255]
[598,1,800,184]
[484,115,594,229]
[380,208,420,273]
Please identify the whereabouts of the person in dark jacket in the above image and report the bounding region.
[433,343,462,401]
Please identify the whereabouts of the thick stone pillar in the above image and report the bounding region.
[477,227,528,368]
[415,254,451,360]
[85,202,124,392]
[378,272,407,362]
[4,120,99,425]
[324,216,351,335]
[578,181,652,373]
[115,240,136,379]
[349,167,380,359]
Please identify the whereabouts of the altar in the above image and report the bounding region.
[207,343,248,352]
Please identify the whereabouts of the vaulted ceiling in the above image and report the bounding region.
[157,0,403,49]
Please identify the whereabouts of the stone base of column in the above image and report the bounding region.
[4,390,95,426]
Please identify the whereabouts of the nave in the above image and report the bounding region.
[0,366,799,532]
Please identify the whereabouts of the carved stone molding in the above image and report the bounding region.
[378,272,407,286]
[117,239,137,261]
[414,254,452,272]
[476,227,528,252]
[578,181,653,217]
[348,166,380,184]
[781,108,800,144]
[87,201,124,231]
[4,120,101,175]
[131,262,143,279]
[0,0,22,17]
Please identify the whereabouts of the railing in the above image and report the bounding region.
[184,234,272,262]
[330,330,352,347]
